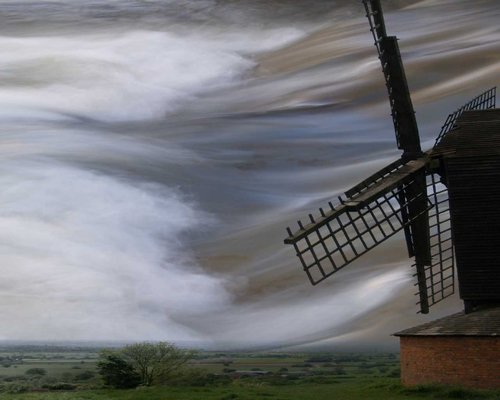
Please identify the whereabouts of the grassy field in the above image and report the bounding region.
[1,346,499,400]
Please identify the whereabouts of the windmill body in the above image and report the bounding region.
[283,0,500,389]
[431,109,500,313]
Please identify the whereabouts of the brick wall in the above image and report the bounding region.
[400,336,500,389]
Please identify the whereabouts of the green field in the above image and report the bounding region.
[1,346,499,400]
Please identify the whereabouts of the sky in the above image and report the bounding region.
[0,0,499,349]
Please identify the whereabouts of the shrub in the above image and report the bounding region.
[291,363,313,368]
[304,376,340,384]
[97,351,141,389]
[400,384,441,394]
[205,373,232,386]
[220,394,238,400]
[0,382,32,393]
[25,368,47,376]
[401,384,491,399]
[305,356,333,363]
[168,371,230,387]
[41,382,77,391]
[3,375,28,382]
[75,370,95,380]
[61,372,73,382]
[443,387,490,399]
[387,368,400,378]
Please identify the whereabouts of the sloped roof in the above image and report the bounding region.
[394,306,500,336]
[432,109,500,158]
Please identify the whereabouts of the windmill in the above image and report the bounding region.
[284,0,498,315]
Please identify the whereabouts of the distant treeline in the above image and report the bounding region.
[0,345,107,353]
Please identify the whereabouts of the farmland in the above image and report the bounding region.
[1,345,499,399]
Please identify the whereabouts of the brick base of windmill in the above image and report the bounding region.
[395,307,500,389]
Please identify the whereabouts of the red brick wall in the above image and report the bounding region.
[400,336,500,389]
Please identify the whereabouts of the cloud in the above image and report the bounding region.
[0,161,229,341]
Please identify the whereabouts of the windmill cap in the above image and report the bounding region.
[432,109,500,158]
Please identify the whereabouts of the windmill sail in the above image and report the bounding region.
[414,173,455,311]
[284,159,431,285]
[434,87,497,146]
[363,0,422,158]
[363,0,433,311]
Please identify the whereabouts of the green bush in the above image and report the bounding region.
[97,352,141,389]
[162,370,230,387]
[303,376,340,384]
[220,393,238,400]
[291,363,313,368]
[25,368,47,376]
[3,375,27,382]
[305,356,333,363]
[204,373,232,386]
[41,382,77,391]
[75,370,95,380]
[0,381,32,393]
[61,372,73,382]
[400,384,492,399]
[387,368,400,378]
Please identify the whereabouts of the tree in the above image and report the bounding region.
[121,342,194,386]
[97,351,141,389]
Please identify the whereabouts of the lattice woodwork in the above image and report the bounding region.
[414,173,455,312]
[434,87,496,146]
[285,160,431,285]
